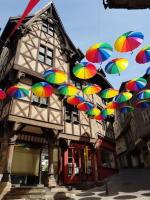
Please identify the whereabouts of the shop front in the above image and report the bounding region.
[63,142,95,185]
[96,138,118,180]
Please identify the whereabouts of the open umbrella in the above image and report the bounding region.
[86,42,113,63]
[86,108,101,117]
[136,45,150,64]
[43,68,67,84]
[125,77,147,91]
[94,114,106,121]
[114,31,144,53]
[105,58,128,75]
[32,82,54,97]
[115,92,133,103]
[67,95,84,106]
[100,88,119,99]
[6,85,29,99]
[106,101,120,109]
[135,100,150,108]
[83,84,102,95]
[73,62,97,79]
[119,105,134,113]
[0,89,6,100]
[77,102,94,111]
[146,66,150,75]
[58,84,78,96]
[102,108,115,116]
[136,89,150,100]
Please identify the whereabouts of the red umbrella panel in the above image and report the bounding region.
[0,89,6,100]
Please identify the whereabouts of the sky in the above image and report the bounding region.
[1,0,150,89]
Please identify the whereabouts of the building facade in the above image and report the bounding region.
[0,2,117,189]
[114,74,150,169]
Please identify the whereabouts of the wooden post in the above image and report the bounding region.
[38,148,42,185]
[1,134,18,183]
[47,138,57,188]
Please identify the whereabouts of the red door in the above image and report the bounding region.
[64,145,95,184]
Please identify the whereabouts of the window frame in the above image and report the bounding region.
[31,93,49,107]
[38,45,53,66]
[65,105,79,124]
[42,20,54,37]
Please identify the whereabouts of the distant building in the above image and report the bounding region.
[114,74,150,169]
[103,0,150,9]
[0,2,117,190]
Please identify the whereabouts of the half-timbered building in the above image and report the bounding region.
[0,2,117,189]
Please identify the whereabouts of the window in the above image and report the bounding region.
[38,45,53,66]
[142,110,150,124]
[65,105,79,124]
[31,94,48,107]
[72,80,82,89]
[101,149,116,169]
[42,20,54,36]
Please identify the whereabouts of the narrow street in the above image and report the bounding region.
[61,169,150,200]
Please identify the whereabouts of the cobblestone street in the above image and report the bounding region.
[61,169,150,200]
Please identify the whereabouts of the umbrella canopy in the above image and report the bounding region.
[73,62,97,79]
[0,89,6,100]
[100,88,119,99]
[86,108,101,116]
[146,66,150,75]
[125,77,147,91]
[58,84,78,96]
[114,31,144,52]
[136,45,150,64]
[86,42,113,63]
[6,85,29,99]
[83,84,102,95]
[77,102,94,111]
[102,108,115,116]
[136,89,150,100]
[105,58,128,75]
[115,92,133,103]
[119,105,134,113]
[43,68,67,84]
[94,114,106,121]
[106,101,120,109]
[32,82,54,97]
[67,95,84,106]
[135,100,150,108]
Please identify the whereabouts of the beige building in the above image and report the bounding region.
[0,2,117,196]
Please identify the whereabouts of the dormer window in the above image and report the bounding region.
[42,20,54,37]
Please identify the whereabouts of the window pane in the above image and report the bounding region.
[39,46,45,54]
[40,97,48,105]
[48,29,54,36]
[31,94,39,103]
[38,53,45,63]
[42,26,48,33]
[46,57,52,66]
[47,49,53,57]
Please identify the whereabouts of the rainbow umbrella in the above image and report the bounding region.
[86,42,113,63]
[106,101,120,109]
[0,89,6,100]
[119,105,134,113]
[32,82,53,97]
[67,95,84,106]
[58,84,78,96]
[83,84,102,95]
[100,88,119,99]
[86,108,101,116]
[105,58,128,75]
[146,66,150,75]
[115,92,133,103]
[136,45,150,64]
[102,108,115,116]
[136,89,150,100]
[73,62,97,79]
[114,31,144,53]
[135,100,150,108]
[43,68,67,84]
[6,85,29,99]
[94,114,106,121]
[77,102,94,111]
[125,77,147,91]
